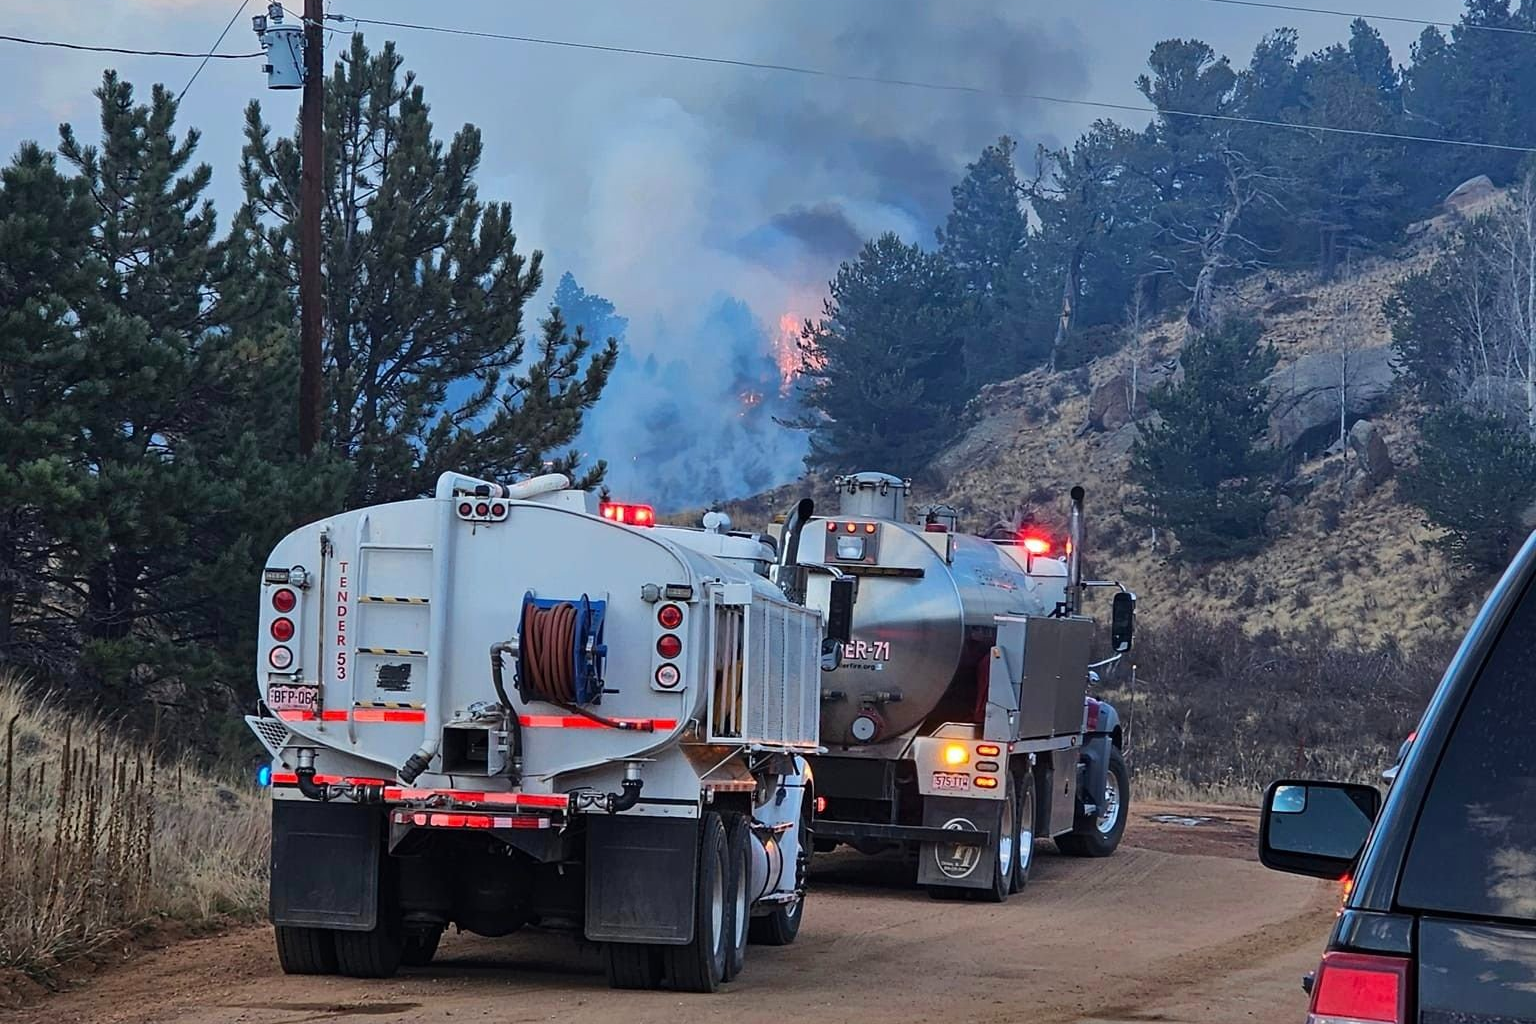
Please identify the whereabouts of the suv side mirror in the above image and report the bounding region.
[820,637,843,672]
[826,576,856,643]
[1259,780,1382,879]
[1111,591,1136,652]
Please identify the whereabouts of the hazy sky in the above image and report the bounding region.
[0,0,1470,501]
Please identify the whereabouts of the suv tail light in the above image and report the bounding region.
[1308,951,1409,1024]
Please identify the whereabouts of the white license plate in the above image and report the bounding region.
[267,683,320,713]
[932,772,970,791]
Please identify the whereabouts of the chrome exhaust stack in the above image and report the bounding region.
[772,498,815,605]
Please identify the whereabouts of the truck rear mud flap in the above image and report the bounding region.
[271,800,382,931]
[915,798,1006,890]
[585,815,699,945]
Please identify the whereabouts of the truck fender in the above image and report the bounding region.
[1078,697,1122,813]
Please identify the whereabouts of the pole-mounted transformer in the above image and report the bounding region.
[252,2,304,90]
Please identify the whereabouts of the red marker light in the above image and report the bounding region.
[490,503,506,517]
[1021,536,1052,556]
[272,588,297,613]
[826,521,837,532]
[458,502,473,517]
[599,502,656,527]
[656,634,683,660]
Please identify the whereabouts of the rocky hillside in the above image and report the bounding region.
[722,179,1513,651]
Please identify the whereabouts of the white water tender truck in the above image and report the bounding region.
[247,472,852,992]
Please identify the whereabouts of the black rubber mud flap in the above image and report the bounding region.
[271,799,381,931]
[586,814,699,945]
[916,796,1005,891]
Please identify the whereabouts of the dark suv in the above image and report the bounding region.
[1259,536,1536,1024]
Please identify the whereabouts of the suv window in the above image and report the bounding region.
[1399,580,1536,921]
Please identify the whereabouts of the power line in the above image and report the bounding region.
[178,0,253,103]
[0,33,262,59]
[1161,0,1536,38]
[326,11,1536,155]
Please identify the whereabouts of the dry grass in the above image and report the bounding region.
[1109,613,1449,799]
[0,673,268,974]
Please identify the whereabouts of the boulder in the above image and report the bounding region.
[1266,346,1398,452]
[1085,373,1150,433]
[1348,419,1393,485]
[1443,174,1499,217]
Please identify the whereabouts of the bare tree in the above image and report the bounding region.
[1124,277,1152,423]
[1493,171,1536,437]
[1158,143,1288,331]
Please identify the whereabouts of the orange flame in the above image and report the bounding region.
[771,314,801,395]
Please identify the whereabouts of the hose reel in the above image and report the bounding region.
[516,592,607,706]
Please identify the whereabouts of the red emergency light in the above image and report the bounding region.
[1020,535,1052,556]
[601,502,655,527]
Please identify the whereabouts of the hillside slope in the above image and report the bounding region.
[930,249,1483,649]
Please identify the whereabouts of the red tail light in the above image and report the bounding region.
[272,588,297,613]
[657,604,684,629]
[656,634,683,660]
[271,617,295,642]
[600,502,655,527]
[1308,951,1409,1024]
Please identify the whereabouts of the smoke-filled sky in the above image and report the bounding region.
[0,0,1461,506]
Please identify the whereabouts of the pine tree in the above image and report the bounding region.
[1130,320,1280,561]
[793,233,969,474]
[0,143,100,668]
[0,73,346,745]
[1403,410,1536,573]
[236,35,615,504]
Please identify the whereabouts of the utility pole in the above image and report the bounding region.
[298,0,325,456]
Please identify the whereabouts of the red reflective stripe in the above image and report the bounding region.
[518,715,677,730]
[270,772,386,786]
[352,708,426,723]
[273,709,348,722]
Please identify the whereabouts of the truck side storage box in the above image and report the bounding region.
[270,800,381,931]
[585,815,699,944]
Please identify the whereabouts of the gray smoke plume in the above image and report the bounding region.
[540,3,1091,509]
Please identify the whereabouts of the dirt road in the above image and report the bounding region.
[3,802,1333,1024]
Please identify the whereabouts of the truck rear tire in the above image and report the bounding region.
[274,925,337,975]
[605,943,663,990]
[723,814,751,980]
[663,812,729,992]
[979,773,1019,904]
[1055,745,1130,858]
[334,920,403,978]
[1011,771,1036,893]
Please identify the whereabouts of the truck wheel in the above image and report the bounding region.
[1055,746,1130,858]
[1011,772,1037,894]
[723,814,751,981]
[605,943,663,990]
[274,925,337,975]
[664,812,729,992]
[334,919,403,978]
[979,773,1019,904]
[400,927,442,968]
